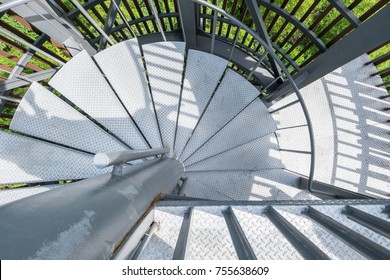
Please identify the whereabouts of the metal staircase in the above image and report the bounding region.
[0,0,389,260]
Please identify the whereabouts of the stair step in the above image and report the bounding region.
[186,134,283,172]
[138,206,188,260]
[183,170,318,201]
[188,207,238,259]
[142,41,186,154]
[0,131,110,185]
[144,202,390,260]
[274,206,365,259]
[180,69,263,161]
[94,39,161,148]
[232,206,303,260]
[49,50,147,149]
[184,99,277,166]
[10,82,127,154]
[175,49,228,157]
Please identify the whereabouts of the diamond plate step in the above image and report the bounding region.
[142,41,186,153]
[183,170,318,201]
[180,69,263,161]
[0,131,110,185]
[273,206,365,259]
[175,49,228,157]
[10,82,127,154]
[184,99,277,166]
[186,133,283,172]
[94,39,162,148]
[48,50,147,149]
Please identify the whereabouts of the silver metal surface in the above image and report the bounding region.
[0,0,33,13]
[312,205,390,250]
[179,98,277,165]
[10,82,127,154]
[188,207,238,260]
[142,41,186,154]
[180,69,262,161]
[49,50,147,149]
[186,133,283,172]
[94,147,169,169]
[139,206,188,260]
[93,39,162,148]
[0,158,183,259]
[175,49,228,157]
[274,206,365,259]
[232,206,303,260]
[0,131,110,185]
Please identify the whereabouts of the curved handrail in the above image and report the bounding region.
[191,0,317,193]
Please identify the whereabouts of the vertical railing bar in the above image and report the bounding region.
[228,26,240,62]
[111,0,137,38]
[68,0,114,46]
[247,51,268,80]
[210,11,218,54]
[147,0,167,41]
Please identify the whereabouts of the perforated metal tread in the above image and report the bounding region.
[180,69,263,161]
[94,39,162,148]
[186,133,283,172]
[0,131,110,185]
[175,49,228,157]
[232,206,303,260]
[139,207,188,260]
[48,50,147,149]
[0,185,62,206]
[10,82,127,154]
[183,170,318,201]
[184,98,277,166]
[273,206,365,259]
[142,42,186,154]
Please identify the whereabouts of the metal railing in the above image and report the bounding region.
[191,0,316,193]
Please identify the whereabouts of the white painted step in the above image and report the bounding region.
[49,50,147,149]
[273,206,365,259]
[10,82,127,154]
[142,41,186,153]
[231,206,303,260]
[94,39,162,148]
[0,131,110,185]
[183,170,317,201]
[175,49,228,157]
[180,69,263,161]
[184,98,277,166]
[186,133,283,172]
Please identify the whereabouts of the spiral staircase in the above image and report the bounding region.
[0,0,389,260]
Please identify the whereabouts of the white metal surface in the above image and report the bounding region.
[175,49,228,157]
[312,205,390,250]
[180,69,262,161]
[94,39,162,148]
[142,42,186,154]
[186,133,283,172]
[10,82,127,154]
[0,131,110,185]
[274,206,365,259]
[183,170,317,201]
[188,207,238,260]
[139,207,188,260]
[48,50,147,149]
[184,98,276,166]
[232,206,303,260]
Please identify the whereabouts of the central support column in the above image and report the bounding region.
[0,158,184,260]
